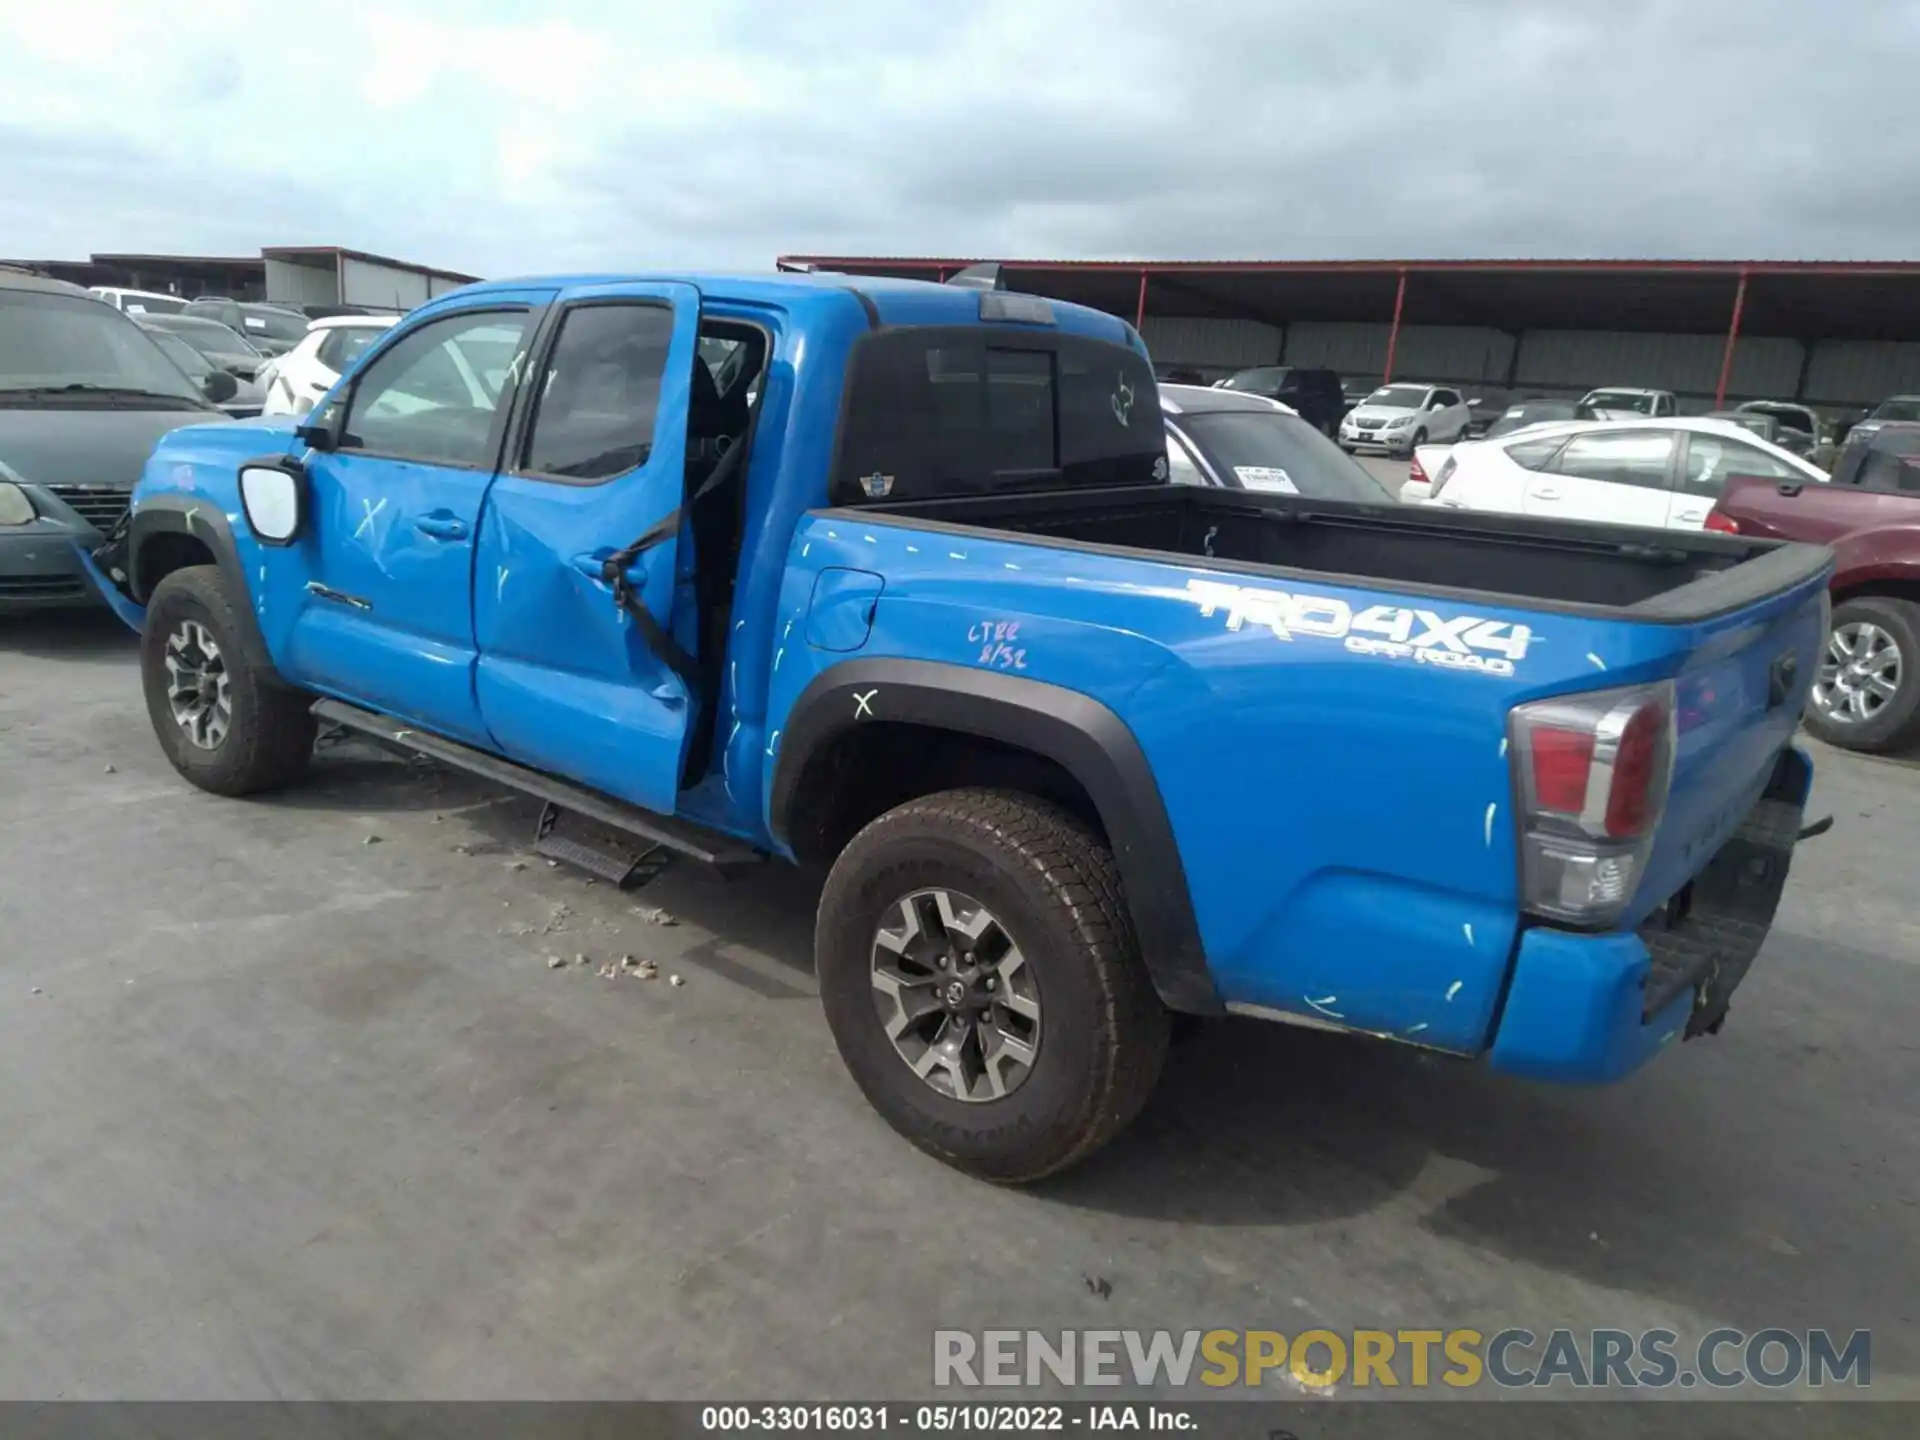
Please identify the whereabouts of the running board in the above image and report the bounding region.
[309,698,764,875]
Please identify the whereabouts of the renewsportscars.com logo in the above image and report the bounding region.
[933,1328,1872,1392]
[1186,578,1535,678]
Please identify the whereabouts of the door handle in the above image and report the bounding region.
[414,513,468,541]
[1532,486,1562,501]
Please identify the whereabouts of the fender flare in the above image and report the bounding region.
[129,496,279,677]
[769,659,1221,1014]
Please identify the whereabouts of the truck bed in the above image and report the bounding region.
[855,484,1829,621]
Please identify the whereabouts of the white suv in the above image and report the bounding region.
[261,315,397,417]
[1338,382,1472,456]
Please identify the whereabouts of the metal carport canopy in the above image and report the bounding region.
[774,256,1920,341]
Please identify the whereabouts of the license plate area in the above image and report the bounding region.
[1638,761,1806,1034]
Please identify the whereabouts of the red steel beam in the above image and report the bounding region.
[1714,269,1750,407]
[1135,269,1148,331]
[1383,268,1408,381]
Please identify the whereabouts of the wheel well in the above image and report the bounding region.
[1832,578,1920,611]
[135,531,217,602]
[783,722,1105,867]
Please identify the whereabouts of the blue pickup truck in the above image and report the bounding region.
[84,269,1832,1181]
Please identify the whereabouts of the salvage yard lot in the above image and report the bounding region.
[2,613,1917,1401]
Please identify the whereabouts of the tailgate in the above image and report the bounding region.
[1630,562,1828,925]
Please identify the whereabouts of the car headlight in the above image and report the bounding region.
[1384,414,1413,428]
[0,480,36,527]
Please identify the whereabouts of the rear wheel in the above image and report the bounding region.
[816,788,1169,1183]
[141,566,316,794]
[1805,597,1920,753]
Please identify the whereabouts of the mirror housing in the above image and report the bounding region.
[202,370,239,403]
[237,457,308,546]
[294,396,345,452]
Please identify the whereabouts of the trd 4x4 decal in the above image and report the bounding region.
[1186,578,1534,677]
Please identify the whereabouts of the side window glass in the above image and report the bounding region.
[525,304,675,481]
[1164,431,1204,486]
[343,310,531,468]
[1680,434,1802,496]
[1504,435,1565,472]
[1553,431,1676,490]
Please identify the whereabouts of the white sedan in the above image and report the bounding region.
[1415,417,1827,530]
[260,315,397,417]
[1337,382,1473,456]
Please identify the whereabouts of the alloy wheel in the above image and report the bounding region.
[1813,621,1902,725]
[869,888,1042,1103]
[163,619,233,750]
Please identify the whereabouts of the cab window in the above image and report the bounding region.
[341,310,531,468]
[523,304,676,481]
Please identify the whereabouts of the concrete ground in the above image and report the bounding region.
[2,610,1916,1405]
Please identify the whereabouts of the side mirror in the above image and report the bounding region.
[202,370,239,403]
[294,396,346,453]
[238,457,308,546]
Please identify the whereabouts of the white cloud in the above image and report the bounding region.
[2,0,1919,279]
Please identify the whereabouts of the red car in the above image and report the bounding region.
[1707,423,1920,752]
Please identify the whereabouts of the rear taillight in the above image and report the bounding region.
[1703,510,1740,534]
[1408,455,1430,486]
[1509,681,1676,927]
[1429,455,1459,498]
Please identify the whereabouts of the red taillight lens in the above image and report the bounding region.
[1408,455,1430,486]
[1703,510,1740,534]
[1508,681,1676,926]
[1604,702,1665,836]
[1529,727,1595,812]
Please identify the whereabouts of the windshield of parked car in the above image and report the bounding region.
[1364,384,1428,409]
[1180,409,1395,502]
[1869,397,1920,422]
[1583,389,1657,413]
[0,287,208,400]
[1220,367,1292,392]
[147,330,214,382]
[154,316,263,358]
[1485,401,1582,438]
[237,307,310,344]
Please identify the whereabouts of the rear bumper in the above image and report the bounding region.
[1489,747,1812,1084]
[0,526,99,612]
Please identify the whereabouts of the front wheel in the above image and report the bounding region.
[1399,426,1428,458]
[816,788,1169,1183]
[1804,597,1920,753]
[140,566,317,795]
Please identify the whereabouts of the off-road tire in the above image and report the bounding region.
[141,565,316,795]
[1803,596,1920,754]
[816,788,1170,1183]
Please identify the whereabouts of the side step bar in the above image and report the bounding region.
[310,698,764,878]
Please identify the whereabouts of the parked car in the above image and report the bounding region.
[1837,394,1920,455]
[1422,417,1827,531]
[1483,398,1590,439]
[1734,400,1824,461]
[88,286,188,317]
[0,271,231,611]
[1340,376,1377,416]
[1214,365,1346,434]
[1338,382,1473,456]
[1706,409,1784,445]
[1579,387,1677,419]
[77,270,1825,1180]
[181,297,310,357]
[1159,384,1395,502]
[143,327,261,418]
[1708,433,1920,752]
[137,315,269,413]
[1462,386,1510,436]
[261,315,399,417]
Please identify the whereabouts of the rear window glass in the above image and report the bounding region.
[833,327,1164,503]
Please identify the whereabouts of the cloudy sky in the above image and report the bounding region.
[3,0,1917,279]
